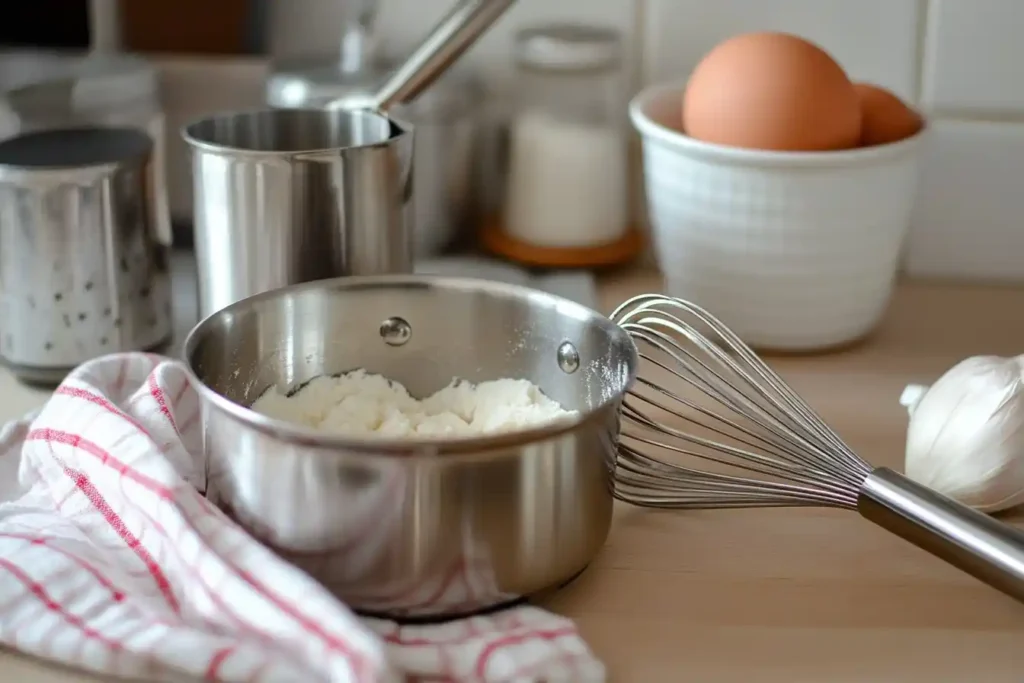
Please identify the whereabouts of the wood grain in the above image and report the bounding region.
[537,271,1024,683]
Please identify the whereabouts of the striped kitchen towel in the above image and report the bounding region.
[0,353,605,682]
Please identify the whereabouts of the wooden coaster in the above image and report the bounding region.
[480,221,644,269]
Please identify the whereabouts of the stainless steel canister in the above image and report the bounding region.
[0,127,172,385]
[183,108,414,319]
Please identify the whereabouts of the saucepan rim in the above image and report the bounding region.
[181,274,639,456]
[181,107,409,158]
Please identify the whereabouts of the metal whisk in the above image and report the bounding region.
[610,293,1024,603]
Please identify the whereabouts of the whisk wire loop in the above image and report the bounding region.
[622,326,855,485]
[628,311,852,472]
[615,442,856,508]
[609,294,872,510]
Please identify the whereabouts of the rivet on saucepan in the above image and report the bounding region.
[557,341,580,374]
[380,317,412,346]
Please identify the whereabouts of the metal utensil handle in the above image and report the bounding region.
[369,0,515,111]
[858,467,1024,603]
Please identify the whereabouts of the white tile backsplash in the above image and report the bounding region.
[644,0,921,101]
[375,0,636,96]
[269,0,637,102]
[907,120,1024,280]
[920,0,1024,114]
[159,0,1024,282]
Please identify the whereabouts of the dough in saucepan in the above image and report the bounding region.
[251,369,578,439]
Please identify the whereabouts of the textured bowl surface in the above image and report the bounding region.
[630,83,926,351]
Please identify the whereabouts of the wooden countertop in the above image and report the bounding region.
[538,271,1024,682]
[1,270,1023,681]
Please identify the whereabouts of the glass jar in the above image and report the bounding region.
[502,24,630,253]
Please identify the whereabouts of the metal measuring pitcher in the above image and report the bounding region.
[183,0,515,318]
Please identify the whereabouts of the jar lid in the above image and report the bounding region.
[266,58,481,120]
[514,24,622,72]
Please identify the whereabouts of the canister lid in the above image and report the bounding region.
[514,24,622,72]
[266,58,480,121]
[0,126,153,169]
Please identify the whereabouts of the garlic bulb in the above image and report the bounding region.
[902,355,1024,513]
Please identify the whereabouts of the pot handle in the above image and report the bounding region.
[357,0,515,112]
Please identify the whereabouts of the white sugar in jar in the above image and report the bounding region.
[503,24,629,250]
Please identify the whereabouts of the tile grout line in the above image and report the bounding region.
[901,0,933,274]
[926,109,1024,125]
[632,0,648,89]
[912,0,931,105]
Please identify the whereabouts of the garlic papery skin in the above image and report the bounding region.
[903,354,1024,513]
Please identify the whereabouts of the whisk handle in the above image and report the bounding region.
[858,467,1024,603]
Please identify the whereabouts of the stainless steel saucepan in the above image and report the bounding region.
[183,275,638,619]
[182,0,515,319]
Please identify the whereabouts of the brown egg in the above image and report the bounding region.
[854,83,923,146]
[682,32,862,152]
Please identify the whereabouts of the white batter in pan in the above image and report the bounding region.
[251,369,577,439]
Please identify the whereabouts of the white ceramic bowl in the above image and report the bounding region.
[629,82,927,351]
